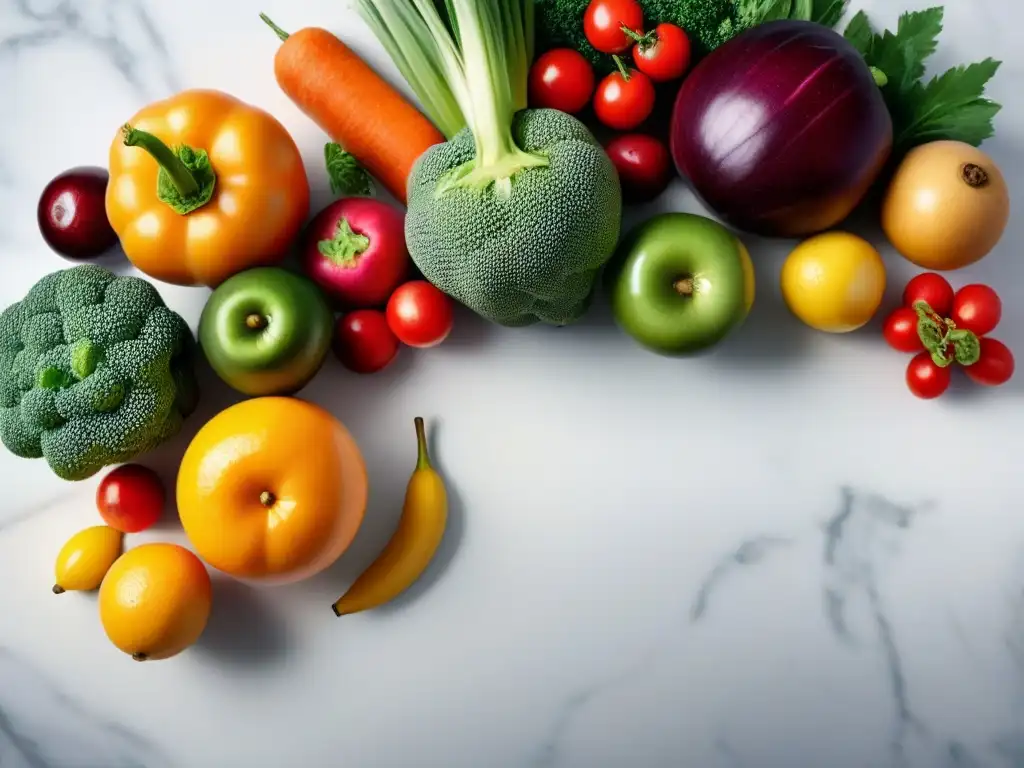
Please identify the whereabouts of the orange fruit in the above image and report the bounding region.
[99,543,212,662]
[177,397,367,583]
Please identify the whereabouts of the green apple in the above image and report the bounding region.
[605,213,755,355]
[199,267,334,396]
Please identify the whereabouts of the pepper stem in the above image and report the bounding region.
[122,125,200,197]
[612,55,632,82]
[414,417,432,471]
[259,13,290,41]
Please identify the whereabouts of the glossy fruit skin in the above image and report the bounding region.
[96,464,165,534]
[951,284,1002,337]
[780,232,886,333]
[98,543,212,662]
[605,213,755,355]
[177,397,368,583]
[670,21,892,237]
[386,281,454,348]
[37,167,118,260]
[605,134,672,203]
[965,338,1014,387]
[633,23,691,82]
[903,273,954,317]
[333,418,447,616]
[584,0,644,54]
[53,526,123,594]
[882,141,1009,271]
[883,307,923,353]
[199,267,333,396]
[106,89,310,287]
[334,310,400,374]
[594,67,656,131]
[528,49,596,114]
[301,197,409,308]
[906,352,951,399]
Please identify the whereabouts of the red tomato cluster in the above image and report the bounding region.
[527,0,691,205]
[882,273,1015,399]
[334,280,454,374]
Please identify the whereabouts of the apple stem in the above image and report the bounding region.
[673,277,694,297]
[246,313,267,330]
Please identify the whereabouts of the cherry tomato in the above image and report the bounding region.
[902,273,954,317]
[906,352,951,400]
[633,23,691,82]
[594,63,656,131]
[96,464,164,533]
[964,337,1015,387]
[528,48,595,114]
[883,307,923,353]
[951,284,1002,337]
[584,0,644,54]
[387,280,454,348]
[334,310,400,374]
[605,133,672,203]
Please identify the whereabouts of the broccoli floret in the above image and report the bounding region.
[535,0,744,72]
[0,265,198,481]
[406,109,621,326]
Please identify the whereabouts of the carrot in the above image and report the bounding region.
[261,14,445,205]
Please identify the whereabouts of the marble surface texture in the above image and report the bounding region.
[1,0,1022,766]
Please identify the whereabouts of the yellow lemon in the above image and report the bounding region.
[781,232,887,333]
[99,543,212,662]
[53,525,123,594]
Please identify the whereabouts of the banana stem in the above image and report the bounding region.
[414,417,431,471]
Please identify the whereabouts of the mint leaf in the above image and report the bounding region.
[324,143,374,198]
[896,59,1003,150]
[843,11,873,55]
[812,0,848,27]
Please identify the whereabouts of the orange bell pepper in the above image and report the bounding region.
[105,89,310,287]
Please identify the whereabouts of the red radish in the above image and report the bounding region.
[605,133,672,203]
[301,197,410,308]
[333,310,400,374]
[38,167,118,260]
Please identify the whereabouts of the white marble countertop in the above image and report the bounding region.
[1,0,1022,766]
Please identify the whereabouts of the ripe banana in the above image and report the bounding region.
[53,525,124,594]
[333,417,447,616]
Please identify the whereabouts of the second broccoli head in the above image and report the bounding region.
[534,0,743,72]
[0,265,198,481]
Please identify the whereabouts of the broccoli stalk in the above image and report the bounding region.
[356,0,622,327]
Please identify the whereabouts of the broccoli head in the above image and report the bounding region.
[535,0,744,72]
[405,108,622,327]
[0,265,198,481]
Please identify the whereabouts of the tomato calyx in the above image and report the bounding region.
[913,300,981,368]
[621,25,658,53]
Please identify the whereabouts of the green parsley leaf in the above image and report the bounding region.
[844,6,1003,156]
[896,59,1003,150]
[736,0,792,27]
[324,143,374,198]
[864,7,943,94]
[811,0,848,27]
[790,0,813,21]
[843,10,873,54]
